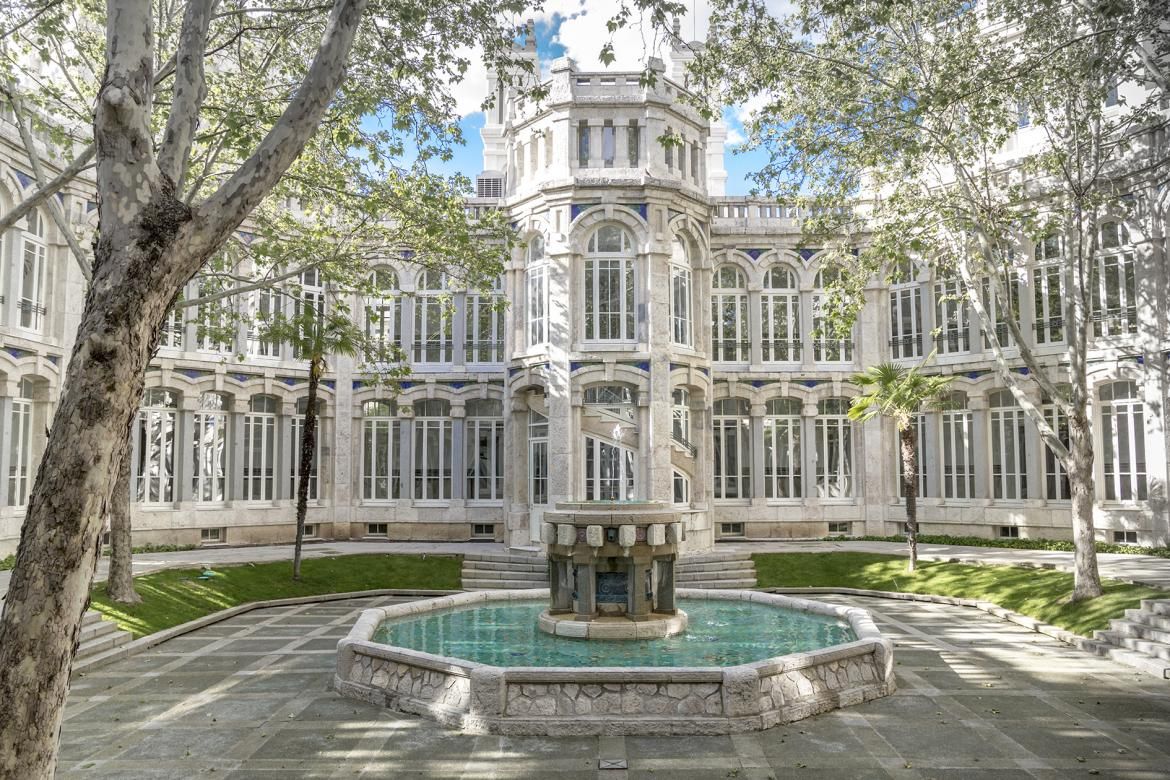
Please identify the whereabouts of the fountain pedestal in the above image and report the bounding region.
[538,502,688,639]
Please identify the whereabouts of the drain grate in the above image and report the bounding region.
[599,758,628,770]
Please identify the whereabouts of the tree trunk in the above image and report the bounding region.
[900,425,918,573]
[293,355,322,581]
[1068,409,1104,600]
[105,453,141,604]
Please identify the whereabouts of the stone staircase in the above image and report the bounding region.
[1090,599,1170,679]
[72,610,134,673]
[460,550,758,590]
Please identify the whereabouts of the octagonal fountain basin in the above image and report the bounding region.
[335,589,894,736]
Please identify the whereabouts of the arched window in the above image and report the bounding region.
[292,397,323,500]
[1091,222,1137,336]
[672,388,690,444]
[813,269,853,362]
[989,389,1027,500]
[243,395,278,501]
[414,270,452,364]
[526,237,548,348]
[762,265,800,362]
[136,387,178,504]
[362,399,399,500]
[1100,381,1146,501]
[940,391,974,498]
[712,265,748,362]
[466,276,504,364]
[7,378,35,506]
[466,398,503,500]
[584,225,635,342]
[889,261,923,359]
[1033,234,1065,344]
[713,398,751,500]
[529,409,549,506]
[414,399,452,500]
[815,398,852,497]
[366,268,402,354]
[18,209,47,331]
[764,398,801,499]
[670,239,692,346]
[193,392,229,502]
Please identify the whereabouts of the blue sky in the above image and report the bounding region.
[410,12,769,195]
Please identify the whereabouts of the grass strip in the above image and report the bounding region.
[91,553,462,637]
[754,552,1163,637]
[840,534,1170,558]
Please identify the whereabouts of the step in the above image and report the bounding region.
[81,611,104,629]
[1139,600,1170,617]
[679,579,757,590]
[73,643,135,674]
[78,619,121,644]
[463,552,547,565]
[676,561,756,574]
[1124,609,1170,631]
[75,629,132,660]
[1110,619,1170,645]
[1097,631,1170,662]
[679,552,755,564]
[462,578,549,590]
[676,570,756,583]
[460,569,548,581]
[462,560,549,573]
[1086,637,1170,679]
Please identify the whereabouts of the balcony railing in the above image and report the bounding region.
[671,431,697,457]
[464,339,504,364]
[934,331,971,353]
[761,339,802,362]
[888,334,923,358]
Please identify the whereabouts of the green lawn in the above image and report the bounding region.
[754,552,1164,637]
[91,553,462,637]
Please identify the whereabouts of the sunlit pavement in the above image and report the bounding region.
[58,593,1170,779]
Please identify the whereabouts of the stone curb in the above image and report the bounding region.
[74,588,460,675]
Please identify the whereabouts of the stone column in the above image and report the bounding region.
[574,561,596,619]
[546,246,574,505]
[0,394,13,507]
[452,292,467,371]
[802,401,818,501]
[970,396,990,500]
[655,558,676,613]
[450,401,466,501]
[278,402,295,503]
[750,402,766,501]
[647,247,674,504]
[176,398,196,505]
[1022,386,1044,502]
[230,398,247,502]
[398,406,414,501]
[747,285,763,367]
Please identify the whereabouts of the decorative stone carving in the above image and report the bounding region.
[647,524,665,546]
[556,524,576,546]
[586,524,604,547]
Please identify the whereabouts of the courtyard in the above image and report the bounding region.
[59,593,1170,779]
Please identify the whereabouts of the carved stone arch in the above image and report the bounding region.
[1089,361,1143,388]
[568,206,650,256]
[0,165,28,206]
[667,367,712,399]
[572,364,651,397]
[760,254,801,290]
[712,252,752,289]
[667,213,710,270]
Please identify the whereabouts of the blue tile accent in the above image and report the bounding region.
[744,248,765,261]
[449,381,466,389]
[634,361,650,372]
[1016,367,1030,374]
[281,376,298,385]
[508,366,522,376]
[400,381,413,389]
[237,230,255,244]
[400,250,415,260]
[570,361,585,373]
[232,373,249,383]
[670,362,686,372]
[967,371,982,379]
[352,380,364,389]
[14,170,32,189]
[699,366,710,376]
[323,379,335,389]
[751,380,764,388]
[570,204,583,221]
[1136,355,1145,364]
[86,200,98,213]
[623,203,647,220]
[182,369,207,379]
[5,347,27,358]
[47,354,59,364]
[56,192,65,204]
[803,380,818,387]
[798,248,819,261]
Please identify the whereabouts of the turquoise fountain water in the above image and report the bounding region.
[372,598,854,667]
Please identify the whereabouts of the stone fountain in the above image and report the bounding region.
[537,501,687,639]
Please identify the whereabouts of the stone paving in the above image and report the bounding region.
[59,593,1170,779]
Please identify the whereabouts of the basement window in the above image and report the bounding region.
[366,523,388,537]
[1113,530,1138,545]
[200,527,225,545]
[472,523,495,538]
[719,522,744,538]
[997,526,1020,539]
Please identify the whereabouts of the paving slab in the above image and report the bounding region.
[57,593,1170,779]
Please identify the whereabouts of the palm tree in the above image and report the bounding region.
[848,360,953,572]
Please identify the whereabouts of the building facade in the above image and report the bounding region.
[1,43,1167,557]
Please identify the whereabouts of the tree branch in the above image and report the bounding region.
[157,0,216,188]
[0,145,95,234]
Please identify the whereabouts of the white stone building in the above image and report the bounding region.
[1,42,1167,557]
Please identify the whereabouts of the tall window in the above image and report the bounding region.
[763,398,801,499]
[291,397,321,501]
[1033,234,1065,344]
[243,395,277,501]
[584,436,635,501]
[466,277,505,364]
[897,414,928,499]
[762,266,800,362]
[366,268,401,355]
[362,400,399,500]
[940,394,975,499]
[7,378,34,506]
[815,398,853,497]
[526,237,548,348]
[670,239,692,346]
[711,265,749,362]
[529,410,548,506]
[1100,381,1147,501]
[982,272,1021,349]
[672,388,690,445]
[577,120,589,165]
[1091,222,1137,337]
[1042,400,1070,501]
[414,399,452,500]
[160,304,185,350]
[584,226,635,342]
[934,278,970,354]
[414,270,452,363]
[989,390,1027,500]
[713,398,751,499]
[889,262,923,359]
[248,287,284,358]
[465,399,503,500]
[18,210,47,331]
[813,270,853,362]
[673,470,690,504]
[192,392,229,502]
[196,276,235,354]
[136,388,178,504]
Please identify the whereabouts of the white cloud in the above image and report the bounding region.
[724,126,746,146]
